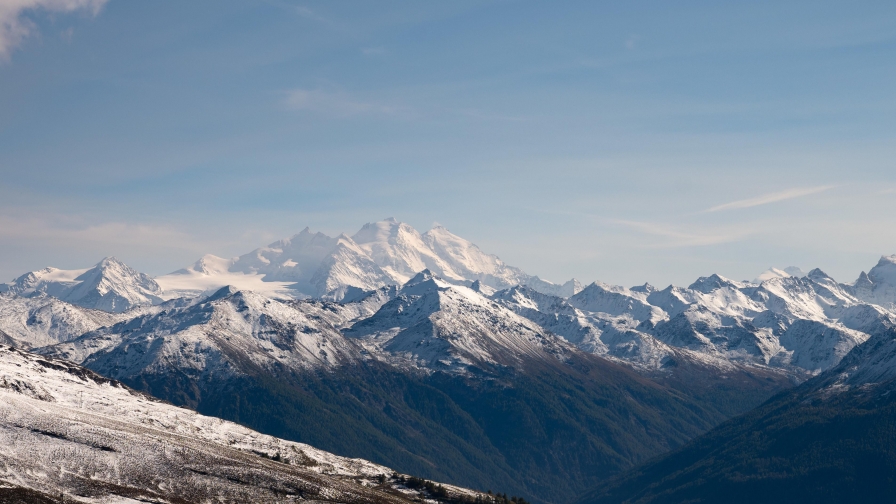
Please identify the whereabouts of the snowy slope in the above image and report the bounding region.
[154,253,309,299]
[851,254,896,310]
[0,294,125,349]
[44,288,364,382]
[492,285,679,369]
[1,257,163,313]
[346,270,574,372]
[0,345,485,503]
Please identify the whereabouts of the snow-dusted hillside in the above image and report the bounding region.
[0,294,126,349]
[0,345,486,503]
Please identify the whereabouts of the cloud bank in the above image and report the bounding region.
[0,0,108,59]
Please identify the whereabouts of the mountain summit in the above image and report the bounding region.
[155,218,577,300]
[0,257,162,312]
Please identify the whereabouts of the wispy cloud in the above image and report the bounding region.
[0,214,195,250]
[0,0,109,60]
[284,89,404,118]
[705,185,834,212]
[294,5,328,24]
[609,218,752,248]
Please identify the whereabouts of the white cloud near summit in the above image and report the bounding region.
[0,0,108,59]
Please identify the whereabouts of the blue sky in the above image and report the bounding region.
[1,0,895,287]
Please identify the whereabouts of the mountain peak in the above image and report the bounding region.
[206,285,240,302]
[807,268,833,281]
[754,266,807,283]
[688,273,736,293]
[97,256,125,267]
[630,282,656,294]
[401,269,440,291]
[878,254,896,267]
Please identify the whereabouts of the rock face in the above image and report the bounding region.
[0,345,487,504]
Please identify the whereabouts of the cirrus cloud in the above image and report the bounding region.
[0,0,109,60]
[705,185,835,213]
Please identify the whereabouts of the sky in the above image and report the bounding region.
[1,0,895,287]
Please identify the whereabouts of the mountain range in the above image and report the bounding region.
[3,219,896,502]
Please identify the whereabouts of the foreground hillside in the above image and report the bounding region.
[0,344,494,503]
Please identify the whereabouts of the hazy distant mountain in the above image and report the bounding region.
[851,254,896,311]
[154,218,579,300]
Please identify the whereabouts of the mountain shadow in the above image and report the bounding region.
[577,337,896,503]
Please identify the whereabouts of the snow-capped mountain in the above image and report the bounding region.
[156,218,578,301]
[0,257,163,312]
[1,219,580,307]
[45,287,366,389]
[346,270,573,372]
[753,266,807,283]
[492,264,891,376]
[0,344,486,503]
[491,285,677,369]
[852,254,896,310]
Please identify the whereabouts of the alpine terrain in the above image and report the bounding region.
[3,220,896,503]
